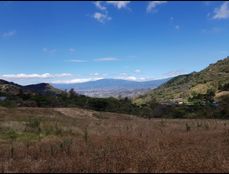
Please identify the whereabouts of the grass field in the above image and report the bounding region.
[0,106,229,173]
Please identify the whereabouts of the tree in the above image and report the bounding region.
[69,88,77,98]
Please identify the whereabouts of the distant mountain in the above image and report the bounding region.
[53,78,170,98]
[0,80,62,96]
[134,57,229,105]
[53,78,170,91]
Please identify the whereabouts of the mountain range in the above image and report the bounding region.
[1,56,229,104]
[0,78,169,98]
[53,78,170,98]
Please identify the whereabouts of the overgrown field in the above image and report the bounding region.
[0,106,229,173]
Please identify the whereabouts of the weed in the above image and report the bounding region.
[26,118,41,133]
[84,127,89,144]
[196,122,202,128]
[160,119,166,127]
[185,123,191,132]
[204,123,210,130]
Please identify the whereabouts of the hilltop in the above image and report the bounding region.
[0,81,62,96]
[134,57,229,105]
[24,83,62,95]
[0,79,22,95]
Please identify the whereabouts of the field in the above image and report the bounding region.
[0,106,229,173]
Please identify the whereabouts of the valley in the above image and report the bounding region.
[1,1,229,173]
[53,78,170,98]
[0,57,228,173]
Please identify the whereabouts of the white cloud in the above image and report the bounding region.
[116,72,148,81]
[67,57,118,63]
[94,1,107,10]
[213,2,229,19]
[68,48,76,53]
[52,77,103,84]
[175,25,180,30]
[43,48,57,54]
[1,73,72,79]
[135,69,141,73]
[66,59,88,63]
[106,1,130,9]
[90,72,100,76]
[147,1,167,13]
[94,57,118,62]
[117,76,147,81]
[120,72,127,76]
[1,30,16,38]
[93,12,112,23]
[124,76,137,81]
[92,1,130,24]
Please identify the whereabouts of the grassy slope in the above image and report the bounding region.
[134,57,229,105]
[0,107,229,172]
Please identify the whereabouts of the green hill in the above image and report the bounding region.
[0,80,23,96]
[23,83,62,95]
[0,80,62,96]
[134,57,229,105]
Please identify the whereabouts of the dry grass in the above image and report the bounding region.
[0,107,229,173]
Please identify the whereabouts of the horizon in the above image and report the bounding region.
[1,75,172,86]
[0,1,229,85]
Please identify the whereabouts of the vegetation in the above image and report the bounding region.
[0,57,229,119]
[1,88,228,119]
[0,107,228,173]
[0,57,229,172]
[134,57,229,104]
[132,57,229,118]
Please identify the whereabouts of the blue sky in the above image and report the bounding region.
[0,1,229,85]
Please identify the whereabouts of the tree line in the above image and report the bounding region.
[0,88,228,119]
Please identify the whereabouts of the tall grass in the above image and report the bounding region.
[0,107,228,173]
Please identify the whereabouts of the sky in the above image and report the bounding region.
[0,1,229,85]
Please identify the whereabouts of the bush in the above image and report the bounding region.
[26,118,41,133]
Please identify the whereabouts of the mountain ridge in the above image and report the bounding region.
[53,78,170,90]
[52,78,170,98]
[0,81,62,96]
[134,56,229,105]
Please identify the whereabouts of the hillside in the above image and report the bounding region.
[0,81,62,96]
[134,57,229,105]
[24,83,62,95]
[0,106,228,172]
[0,79,22,95]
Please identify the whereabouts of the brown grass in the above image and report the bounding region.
[0,107,229,173]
